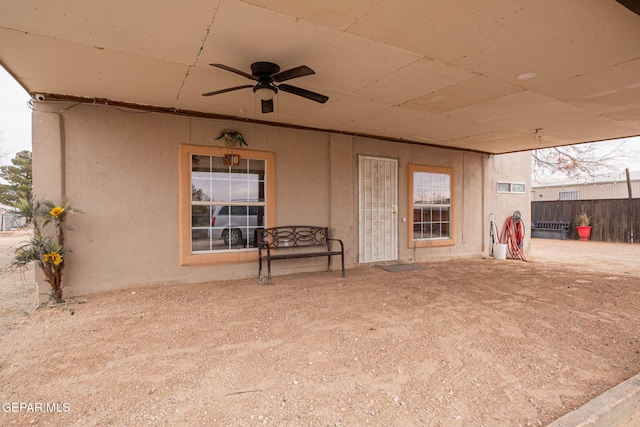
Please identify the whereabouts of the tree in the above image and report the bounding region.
[0,150,32,206]
[531,140,635,184]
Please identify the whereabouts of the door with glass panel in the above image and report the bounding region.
[358,156,398,263]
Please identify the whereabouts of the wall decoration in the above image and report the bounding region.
[215,130,248,147]
[223,154,240,166]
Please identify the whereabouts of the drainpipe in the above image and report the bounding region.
[482,154,489,255]
[626,168,633,244]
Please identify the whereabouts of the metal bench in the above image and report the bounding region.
[257,225,345,285]
[531,221,570,240]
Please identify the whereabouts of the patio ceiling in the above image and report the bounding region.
[1,0,639,154]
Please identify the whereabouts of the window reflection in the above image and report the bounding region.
[412,171,452,240]
[191,155,267,253]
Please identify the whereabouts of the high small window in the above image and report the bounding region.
[408,165,455,248]
[497,182,526,193]
[559,190,579,200]
[179,145,274,265]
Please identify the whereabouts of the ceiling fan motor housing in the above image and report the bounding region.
[250,61,280,77]
[251,62,279,96]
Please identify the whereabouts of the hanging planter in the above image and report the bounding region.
[215,130,247,147]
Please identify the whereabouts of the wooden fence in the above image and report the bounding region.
[531,199,640,243]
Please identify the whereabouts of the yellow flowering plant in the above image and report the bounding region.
[13,199,81,303]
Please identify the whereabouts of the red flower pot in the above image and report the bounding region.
[577,225,591,241]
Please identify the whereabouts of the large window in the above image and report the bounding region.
[179,145,274,265]
[408,165,455,248]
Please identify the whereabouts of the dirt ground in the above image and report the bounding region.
[1,230,640,427]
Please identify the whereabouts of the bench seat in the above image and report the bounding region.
[257,225,345,285]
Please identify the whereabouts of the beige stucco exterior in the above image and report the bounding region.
[32,102,531,302]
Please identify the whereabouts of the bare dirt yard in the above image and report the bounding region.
[1,230,640,426]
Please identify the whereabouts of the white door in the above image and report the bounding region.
[358,156,398,263]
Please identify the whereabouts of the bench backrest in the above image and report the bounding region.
[535,221,570,231]
[258,226,330,249]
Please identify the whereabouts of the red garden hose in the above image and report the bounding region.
[500,211,528,261]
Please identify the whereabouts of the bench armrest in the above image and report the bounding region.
[327,238,344,252]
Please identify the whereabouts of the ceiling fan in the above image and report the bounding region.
[202,61,329,113]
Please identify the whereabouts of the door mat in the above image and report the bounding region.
[377,264,426,273]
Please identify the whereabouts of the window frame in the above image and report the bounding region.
[179,144,275,266]
[559,190,579,200]
[497,182,526,194]
[407,164,456,248]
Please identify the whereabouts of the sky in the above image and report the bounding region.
[0,66,32,166]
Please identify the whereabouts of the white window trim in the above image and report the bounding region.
[497,182,526,194]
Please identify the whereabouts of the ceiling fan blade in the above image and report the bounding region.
[278,84,329,104]
[209,64,258,81]
[615,0,640,15]
[202,85,253,97]
[261,99,274,114]
[272,65,315,82]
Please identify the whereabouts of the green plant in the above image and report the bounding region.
[12,199,81,303]
[12,197,34,224]
[0,150,32,206]
[575,211,591,226]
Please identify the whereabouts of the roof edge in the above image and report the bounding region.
[34,93,498,157]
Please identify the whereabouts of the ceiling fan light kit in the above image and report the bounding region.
[253,82,277,101]
[202,61,328,113]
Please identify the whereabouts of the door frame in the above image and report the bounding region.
[357,155,399,263]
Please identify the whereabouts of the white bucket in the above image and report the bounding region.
[493,243,507,260]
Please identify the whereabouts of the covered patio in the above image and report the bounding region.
[1,236,639,426]
[1,0,639,298]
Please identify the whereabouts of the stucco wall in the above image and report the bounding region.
[483,152,532,254]
[31,102,531,300]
